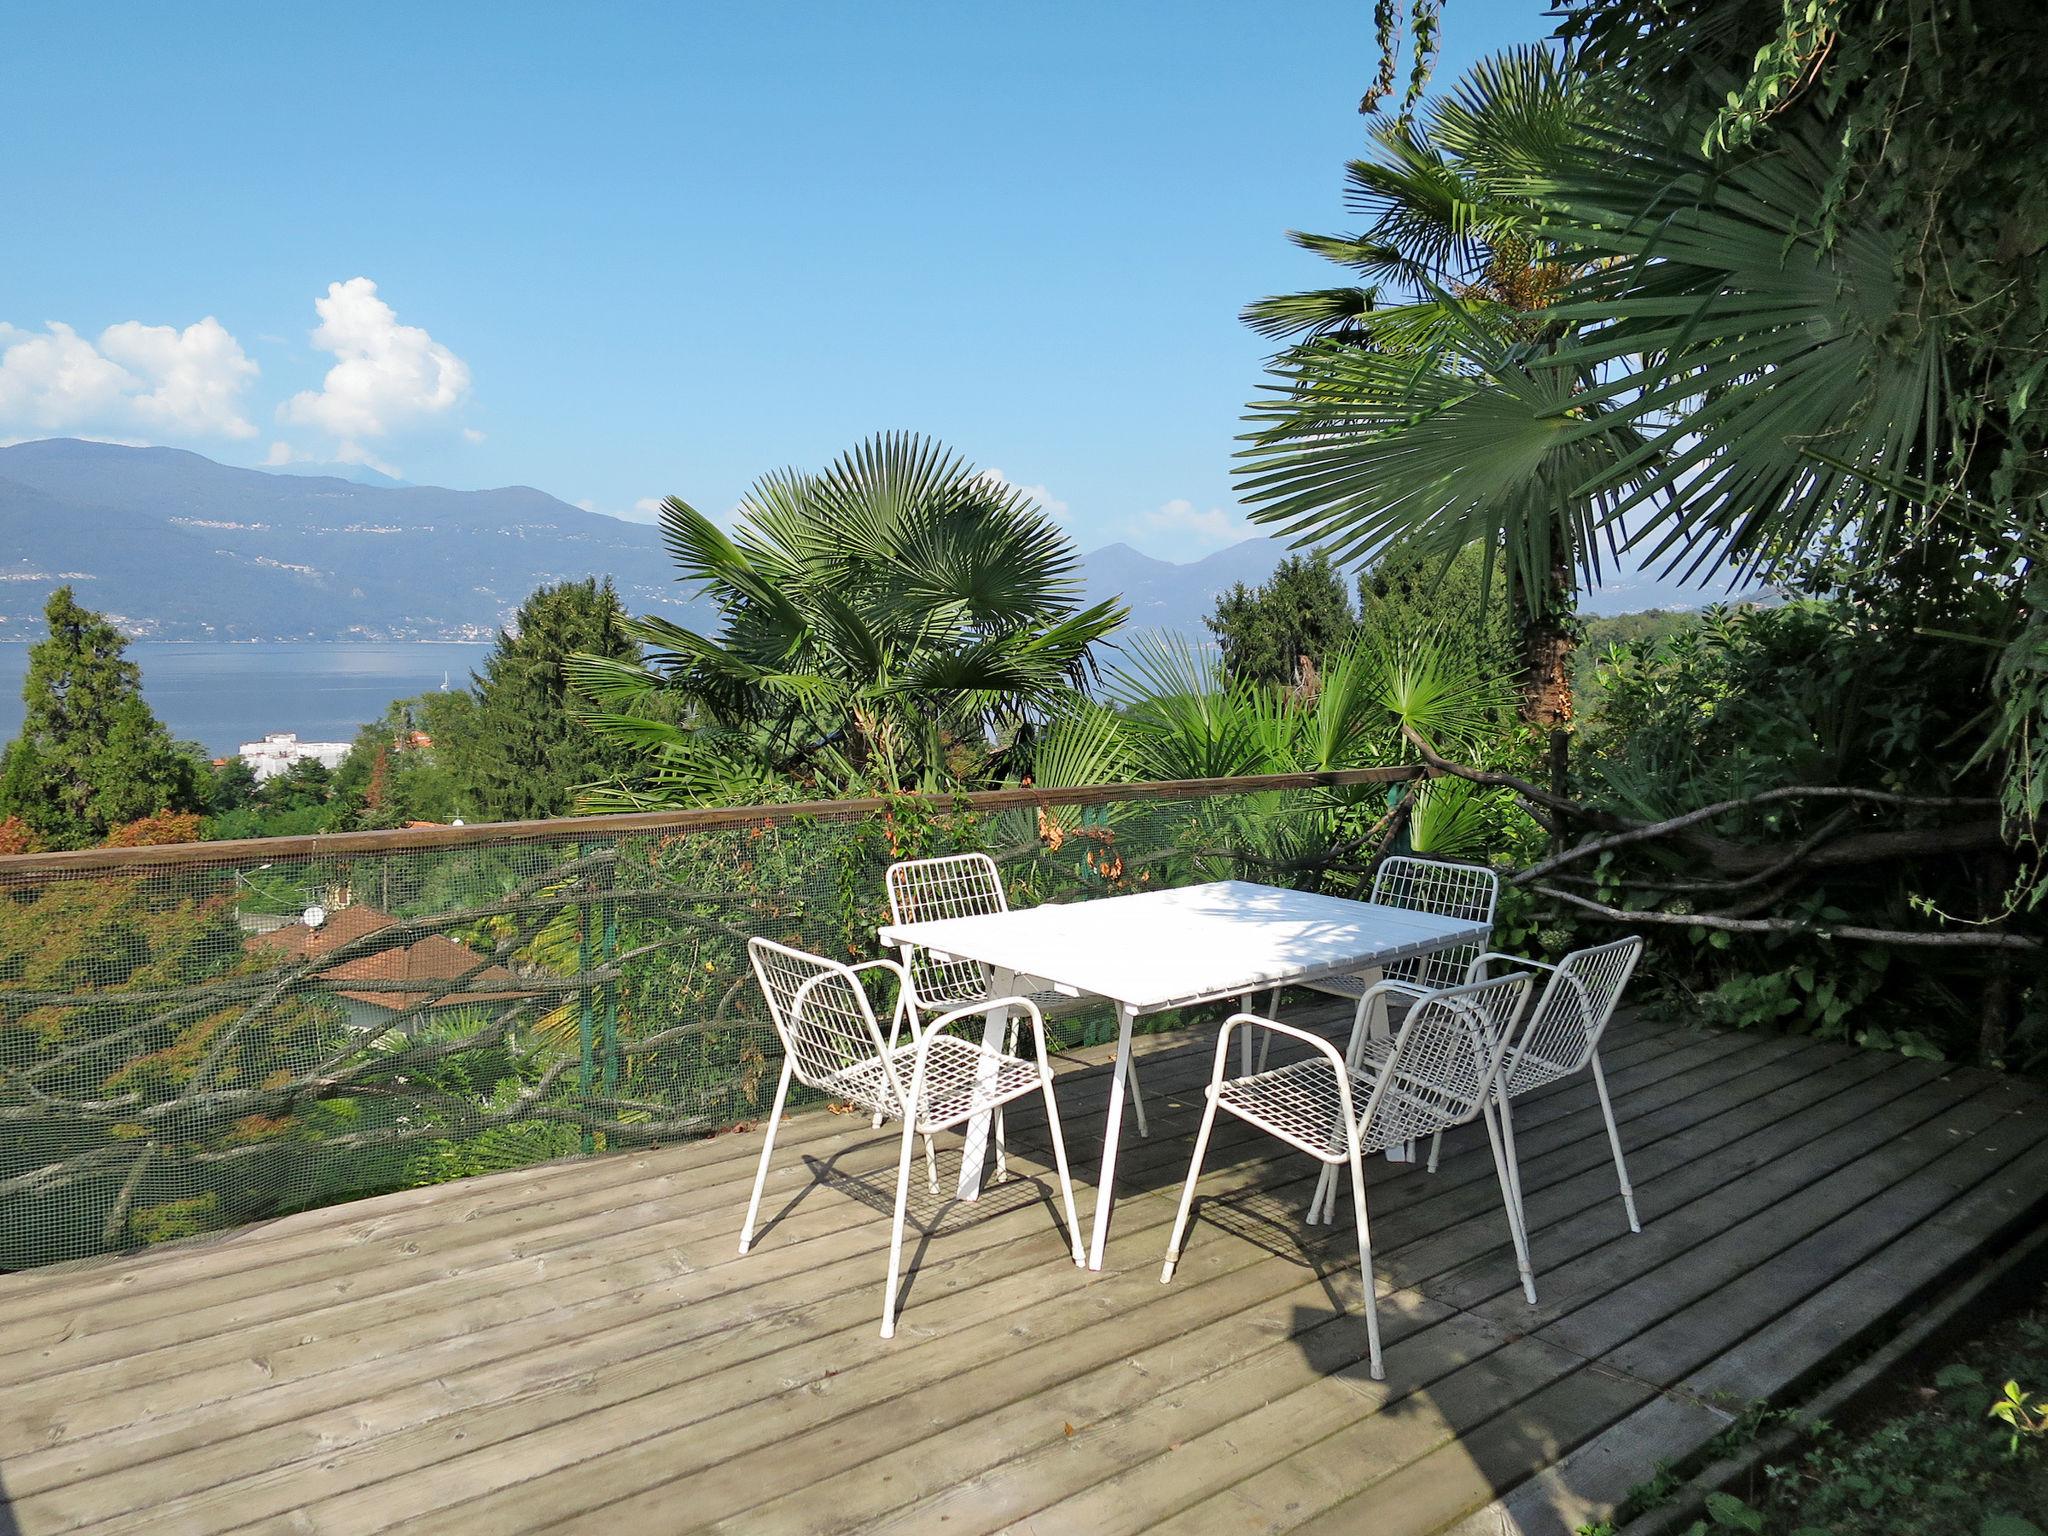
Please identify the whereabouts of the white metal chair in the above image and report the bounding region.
[740,936,1086,1338]
[1250,856,1502,1077]
[1160,971,1534,1380]
[1436,936,1647,1233]
[885,853,1149,1154]
[1313,855,1502,1004]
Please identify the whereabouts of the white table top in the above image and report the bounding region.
[877,879,1489,1014]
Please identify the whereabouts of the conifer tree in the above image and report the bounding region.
[459,578,640,820]
[0,588,198,847]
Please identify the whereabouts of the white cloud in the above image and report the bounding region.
[264,440,297,465]
[280,278,472,454]
[980,467,1069,520]
[98,317,260,438]
[1137,497,1249,550]
[461,426,486,444]
[0,317,258,440]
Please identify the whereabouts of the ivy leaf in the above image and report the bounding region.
[1935,1363,1985,1390]
[1704,1492,1765,1531]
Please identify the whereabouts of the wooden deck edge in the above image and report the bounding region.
[1614,1210,2048,1536]
[1439,1196,2048,1536]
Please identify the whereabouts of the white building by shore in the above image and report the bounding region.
[237,731,352,782]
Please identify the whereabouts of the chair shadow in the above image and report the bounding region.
[795,1142,1082,1322]
[0,1464,21,1536]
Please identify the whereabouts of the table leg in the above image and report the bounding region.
[1085,1003,1139,1270]
[955,966,1016,1201]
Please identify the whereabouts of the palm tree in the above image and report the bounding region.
[570,433,1126,805]
[1026,626,1519,884]
[1235,47,1655,737]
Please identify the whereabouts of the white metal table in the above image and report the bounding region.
[876,879,1490,1269]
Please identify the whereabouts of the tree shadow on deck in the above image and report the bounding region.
[0,1465,22,1536]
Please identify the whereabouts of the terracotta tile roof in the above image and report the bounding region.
[249,903,536,1011]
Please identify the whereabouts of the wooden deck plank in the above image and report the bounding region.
[0,1014,2037,1536]
[642,1043,1893,1536]
[0,1024,1703,1531]
[0,1017,1693,1447]
[784,1048,1946,1536]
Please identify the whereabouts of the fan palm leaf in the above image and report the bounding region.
[576,432,1125,802]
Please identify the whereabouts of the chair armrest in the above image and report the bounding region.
[848,956,912,987]
[1464,950,1559,984]
[1218,1013,1347,1075]
[924,994,1046,1041]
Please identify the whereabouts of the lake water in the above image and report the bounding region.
[0,643,492,756]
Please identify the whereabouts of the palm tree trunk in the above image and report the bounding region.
[1512,553,1576,734]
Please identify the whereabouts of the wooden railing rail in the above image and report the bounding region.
[0,767,1423,877]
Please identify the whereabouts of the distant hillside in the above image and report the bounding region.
[0,439,698,641]
[0,439,1733,643]
[1080,538,1290,638]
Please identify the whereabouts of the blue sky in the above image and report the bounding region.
[3,1,1555,560]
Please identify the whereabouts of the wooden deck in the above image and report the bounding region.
[1,1008,2044,1536]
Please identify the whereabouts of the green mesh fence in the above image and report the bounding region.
[0,777,1401,1269]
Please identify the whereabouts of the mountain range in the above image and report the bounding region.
[0,438,1720,644]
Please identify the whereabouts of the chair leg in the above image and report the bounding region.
[1483,1097,1537,1305]
[874,984,911,1130]
[925,1130,940,1194]
[881,1110,922,1339]
[1127,1054,1150,1139]
[1309,1162,1336,1225]
[1426,1130,1444,1174]
[1160,1091,1223,1282]
[1039,1074,1086,1265]
[1590,1053,1641,1233]
[738,1059,793,1255]
[994,1105,1009,1184]
[1344,1138,1385,1381]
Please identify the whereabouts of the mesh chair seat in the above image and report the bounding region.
[1212,1059,1459,1162]
[825,1034,1046,1132]
[1501,1042,1576,1097]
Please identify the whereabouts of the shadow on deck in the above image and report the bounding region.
[1,1008,2043,1535]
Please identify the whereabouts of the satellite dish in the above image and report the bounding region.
[304,904,328,929]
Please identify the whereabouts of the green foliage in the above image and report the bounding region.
[1359,533,1519,686]
[572,432,1125,805]
[1034,620,1535,888]
[328,694,473,831]
[1574,608,1706,725]
[1204,551,1359,689]
[1542,0,2047,854]
[1574,598,2032,1064]
[1238,47,1653,728]
[0,587,201,847]
[453,578,642,821]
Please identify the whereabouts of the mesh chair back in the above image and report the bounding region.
[1518,936,1643,1079]
[1371,856,1501,990]
[1375,971,1532,1128]
[748,937,892,1093]
[886,853,1008,1006]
